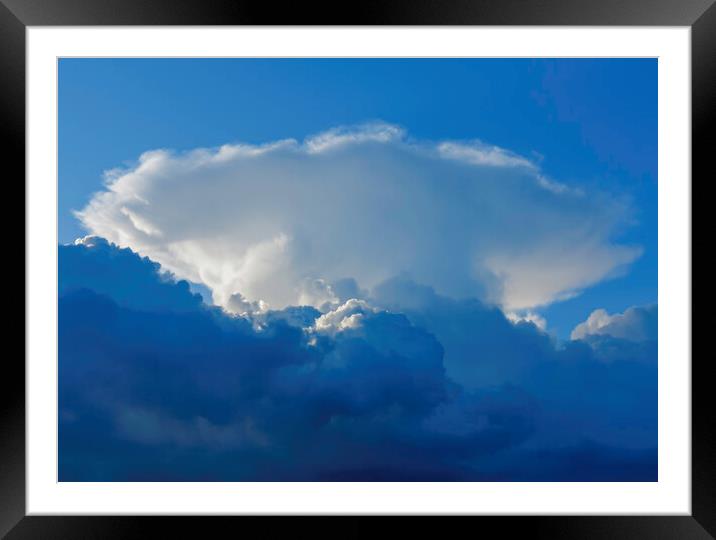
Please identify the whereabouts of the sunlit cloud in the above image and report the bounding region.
[76,122,641,312]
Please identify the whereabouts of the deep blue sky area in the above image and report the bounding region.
[58,58,657,337]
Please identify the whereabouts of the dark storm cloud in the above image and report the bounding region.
[59,240,657,481]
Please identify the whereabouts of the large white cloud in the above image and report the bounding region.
[76,122,641,312]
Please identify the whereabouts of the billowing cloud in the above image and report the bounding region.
[571,305,657,341]
[313,298,375,334]
[61,236,203,313]
[76,123,640,312]
[59,240,656,481]
[505,310,548,331]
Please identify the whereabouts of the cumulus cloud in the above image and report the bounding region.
[60,235,203,313]
[313,298,374,334]
[76,122,640,312]
[505,311,548,331]
[225,292,268,316]
[571,305,657,341]
[59,241,656,480]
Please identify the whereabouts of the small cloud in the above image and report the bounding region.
[305,122,405,153]
[506,310,547,331]
[313,298,375,334]
[571,305,657,342]
[73,235,108,248]
[225,291,268,316]
[437,140,536,169]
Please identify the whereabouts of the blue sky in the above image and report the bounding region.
[59,58,657,338]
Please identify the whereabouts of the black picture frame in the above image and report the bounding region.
[4,0,712,537]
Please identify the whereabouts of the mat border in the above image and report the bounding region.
[5,0,713,537]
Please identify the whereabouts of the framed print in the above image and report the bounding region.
[5,0,713,537]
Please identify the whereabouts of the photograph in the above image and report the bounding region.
[57,57,659,482]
